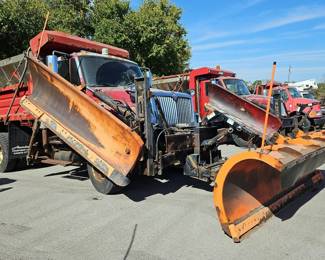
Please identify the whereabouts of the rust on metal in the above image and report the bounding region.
[205,82,282,141]
[226,171,323,242]
[213,131,325,242]
[20,57,143,186]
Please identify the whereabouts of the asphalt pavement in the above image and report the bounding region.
[0,145,325,260]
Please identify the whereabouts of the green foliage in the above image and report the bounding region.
[0,0,92,59]
[316,82,325,99]
[92,0,130,45]
[0,0,190,75]
[46,0,93,37]
[252,80,262,87]
[92,0,190,75]
[0,0,47,59]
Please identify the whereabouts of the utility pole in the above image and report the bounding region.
[288,65,292,83]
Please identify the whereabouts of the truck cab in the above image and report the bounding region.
[153,67,283,147]
[256,83,324,128]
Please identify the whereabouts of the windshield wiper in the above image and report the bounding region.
[86,83,116,88]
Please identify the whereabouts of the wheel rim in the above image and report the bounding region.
[91,168,106,183]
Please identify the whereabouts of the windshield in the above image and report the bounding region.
[288,88,302,98]
[302,93,315,99]
[223,79,251,95]
[79,56,143,87]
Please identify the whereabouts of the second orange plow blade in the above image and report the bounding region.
[21,57,143,186]
[214,131,325,242]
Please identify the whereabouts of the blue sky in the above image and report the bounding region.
[132,0,325,82]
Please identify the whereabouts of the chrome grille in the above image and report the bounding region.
[156,96,194,126]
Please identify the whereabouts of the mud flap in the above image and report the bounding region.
[20,57,143,186]
[214,130,325,241]
[8,123,31,159]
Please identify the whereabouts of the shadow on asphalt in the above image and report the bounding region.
[0,178,16,186]
[44,167,88,181]
[0,187,13,193]
[42,166,325,222]
[275,171,325,221]
[0,178,16,193]
[123,169,212,202]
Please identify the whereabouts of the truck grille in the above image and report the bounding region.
[155,96,194,126]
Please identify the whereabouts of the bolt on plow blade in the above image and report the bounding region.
[21,57,143,186]
[213,131,325,242]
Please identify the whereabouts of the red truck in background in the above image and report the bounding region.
[153,67,283,147]
[153,67,270,117]
[255,82,325,129]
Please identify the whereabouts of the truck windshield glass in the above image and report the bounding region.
[302,93,315,99]
[223,79,250,95]
[288,88,302,98]
[79,56,142,87]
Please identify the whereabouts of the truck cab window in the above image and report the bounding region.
[280,90,288,101]
[70,59,81,86]
[79,56,142,87]
[58,59,69,81]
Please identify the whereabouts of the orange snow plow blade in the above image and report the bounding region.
[21,57,143,186]
[214,130,325,242]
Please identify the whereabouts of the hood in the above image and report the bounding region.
[293,97,319,105]
[89,86,135,108]
[242,94,268,106]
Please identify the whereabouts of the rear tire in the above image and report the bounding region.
[87,165,122,194]
[0,133,17,172]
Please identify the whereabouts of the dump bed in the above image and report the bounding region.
[0,54,33,121]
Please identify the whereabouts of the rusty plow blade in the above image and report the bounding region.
[213,131,325,242]
[20,57,143,187]
[206,83,282,140]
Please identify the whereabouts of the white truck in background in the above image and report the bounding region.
[288,79,318,91]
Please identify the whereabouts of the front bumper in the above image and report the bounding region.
[310,116,325,127]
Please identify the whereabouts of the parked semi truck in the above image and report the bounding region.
[1,31,325,242]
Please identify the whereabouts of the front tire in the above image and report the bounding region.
[87,165,122,194]
[0,133,17,172]
[299,117,311,132]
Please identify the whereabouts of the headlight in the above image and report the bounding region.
[309,110,322,118]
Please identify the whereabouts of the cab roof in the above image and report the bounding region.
[29,30,129,59]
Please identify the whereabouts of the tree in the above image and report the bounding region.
[47,0,92,38]
[92,0,130,45]
[92,0,191,76]
[1,0,191,76]
[0,0,92,59]
[0,0,47,59]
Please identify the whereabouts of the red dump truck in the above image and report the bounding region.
[255,82,325,129]
[1,31,325,242]
[153,67,287,147]
[0,31,230,193]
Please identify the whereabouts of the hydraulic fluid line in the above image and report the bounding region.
[260,62,277,152]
